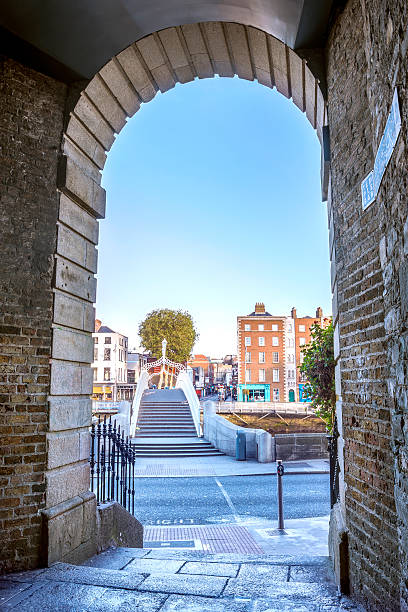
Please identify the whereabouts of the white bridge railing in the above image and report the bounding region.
[176,369,201,436]
[129,369,149,437]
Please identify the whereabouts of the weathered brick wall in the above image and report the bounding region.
[327,0,408,609]
[0,57,66,571]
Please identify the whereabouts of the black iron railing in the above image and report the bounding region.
[328,421,340,508]
[90,416,136,514]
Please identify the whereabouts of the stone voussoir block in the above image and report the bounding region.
[55,256,97,303]
[74,94,116,151]
[57,223,97,274]
[46,462,90,509]
[50,360,93,396]
[99,60,141,117]
[85,74,127,133]
[51,325,93,363]
[49,396,92,432]
[58,194,99,245]
[58,156,106,219]
[53,290,95,334]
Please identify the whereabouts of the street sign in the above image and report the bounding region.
[361,171,376,210]
[361,88,401,210]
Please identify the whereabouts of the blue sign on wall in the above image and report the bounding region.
[361,88,401,210]
[361,171,376,210]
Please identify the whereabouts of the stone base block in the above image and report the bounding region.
[328,501,349,594]
[41,491,97,567]
[97,501,143,552]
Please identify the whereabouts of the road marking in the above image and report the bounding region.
[214,477,241,523]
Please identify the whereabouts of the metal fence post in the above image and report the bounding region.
[277,459,285,530]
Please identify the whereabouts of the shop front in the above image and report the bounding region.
[237,383,270,402]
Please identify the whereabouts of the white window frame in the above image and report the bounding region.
[245,337,251,346]
[272,337,279,346]
[245,369,251,382]
[245,351,251,363]
[258,324,264,331]
[258,336,265,347]
[299,324,306,332]
[259,369,265,382]
[273,368,279,382]
[272,324,278,331]
[299,337,306,346]
[272,352,279,363]
[258,352,265,363]
[244,324,251,331]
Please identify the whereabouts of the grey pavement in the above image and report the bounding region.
[1,549,365,611]
[133,454,329,477]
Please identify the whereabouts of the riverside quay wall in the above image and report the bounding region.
[1,2,408,610]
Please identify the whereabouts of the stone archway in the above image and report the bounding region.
[43,20,337,567]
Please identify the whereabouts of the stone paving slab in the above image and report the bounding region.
[40,563,145,590]
[138,572,228,597]
[179,561,240,577]
[125,558,185,574]
[87,589,167,611]
[290,564,333,583]
[82,548,147,570]
[224,578,338,600]
[144,549,330,565]
[1,550,366,611]
[0,580,32,606]
[235,562,289,582]
[160,594,249,611]
[2,580,106,611]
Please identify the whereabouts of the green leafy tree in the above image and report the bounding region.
[299,321,336,433]
[138,309,198,362]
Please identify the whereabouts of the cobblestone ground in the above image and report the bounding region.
[0,548,365,611]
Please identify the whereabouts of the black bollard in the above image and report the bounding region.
[277,460,285,530]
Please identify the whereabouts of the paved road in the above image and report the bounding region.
[134,473,330,526]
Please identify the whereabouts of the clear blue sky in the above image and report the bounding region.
[97,76,331,356]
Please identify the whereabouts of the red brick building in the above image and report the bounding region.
[237,303,331,402]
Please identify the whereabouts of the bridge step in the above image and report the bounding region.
[135,389,223,456]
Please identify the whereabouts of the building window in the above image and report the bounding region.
[259,369,265,382]
[288,354,294,363]
[273,352,279,363]
[245,352,251,363]
[94,348,98,361]
[93,368,97,381]
[300,372,307,382]
[105,336,111,344]
[287,324,292,332]
[299,324,306,332]
[245,369,251,382]
[273,388,280,401]
[104,348,111,361]
[258,324,264,331]
[272,337,279,346]
[272,324,278,331]
[259,352,265,363]
[288,338,294,348]
[288,370,295,379]
[128,370,135,383]
[104,367,110,381]
[258,337,265,346]
[245,337,251,346]
[94,337,98,344]
[245,324,251,331]
[300,354,304,364]
[299,337,306,346]
[273,369,279,382]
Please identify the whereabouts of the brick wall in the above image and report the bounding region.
[327,0,408,609]
[0,57,66,571]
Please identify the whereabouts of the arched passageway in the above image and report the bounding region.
[1,3,408,611]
